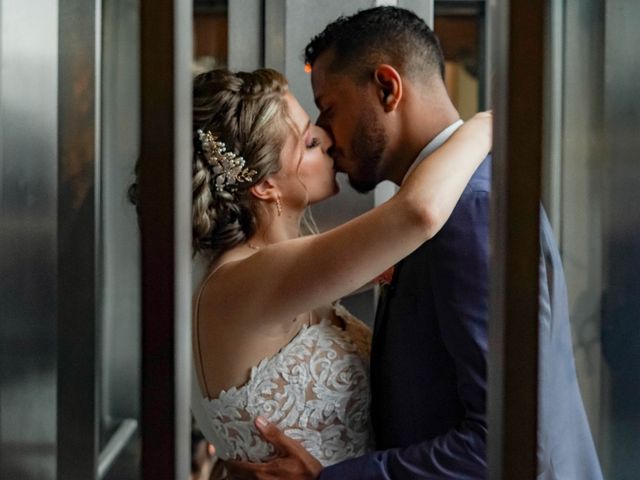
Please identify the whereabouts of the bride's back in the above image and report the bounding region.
[193,257,312,400]
[193,281,373,465]
[192,237,375,466]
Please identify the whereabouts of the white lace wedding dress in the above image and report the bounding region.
[191,303,373,467]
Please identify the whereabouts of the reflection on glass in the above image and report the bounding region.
[559,0,640,478]
[99,0,141,478]
[191,2,229,478]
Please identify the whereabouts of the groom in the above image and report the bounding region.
[228,7,602,479]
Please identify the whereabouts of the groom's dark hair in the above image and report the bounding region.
[304,6,445,84]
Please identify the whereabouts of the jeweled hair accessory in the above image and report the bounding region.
[197,129,257,192]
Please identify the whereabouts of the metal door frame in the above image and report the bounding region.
[57,1,101,478]
[487,1,544,478]
[139,1,192,479]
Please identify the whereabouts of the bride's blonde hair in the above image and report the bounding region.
[127,68,319,257]
[192,68,293,257]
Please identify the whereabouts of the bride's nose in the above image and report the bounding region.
[317,126,334,152]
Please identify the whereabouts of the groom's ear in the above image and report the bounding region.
[373,65,402,112]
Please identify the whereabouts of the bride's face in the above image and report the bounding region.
[275,93,339,208]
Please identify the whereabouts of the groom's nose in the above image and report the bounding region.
[317,124,334,150]
[316,113,330,134]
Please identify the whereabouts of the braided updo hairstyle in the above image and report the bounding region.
[192,68,292,258]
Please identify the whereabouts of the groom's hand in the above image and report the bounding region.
[224,417,323,480]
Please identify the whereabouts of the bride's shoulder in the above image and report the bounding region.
[197,247,256,288]
[193,249,256,318]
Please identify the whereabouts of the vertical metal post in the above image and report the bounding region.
[542,0,565,236]
[264,0,286,73]
[398,0,433,27]
[228,0,264,70]
[484,0,494,108]
[488,0,544,479]
[477,1,488,110]
[57,0,101,478]
[139,0,192,479]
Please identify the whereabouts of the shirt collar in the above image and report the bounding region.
[402,119,464,184]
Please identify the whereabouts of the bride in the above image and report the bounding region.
[187,68,491,475]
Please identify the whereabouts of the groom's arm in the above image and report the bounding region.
[320,188,490,480]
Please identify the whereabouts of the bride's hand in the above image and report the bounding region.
[224,417,323,480]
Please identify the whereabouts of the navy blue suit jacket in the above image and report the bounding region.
[320,156,602,479]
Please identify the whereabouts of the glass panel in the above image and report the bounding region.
[191,3,229,478]
[99,0,141,478]
[559,0,640,478]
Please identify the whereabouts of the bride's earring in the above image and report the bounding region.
[275,197,282,217]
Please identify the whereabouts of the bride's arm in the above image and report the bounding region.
[212,112,492,325]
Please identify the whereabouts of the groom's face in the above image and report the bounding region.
[311,52,389,193]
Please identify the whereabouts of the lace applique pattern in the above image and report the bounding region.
[198,311,373,466]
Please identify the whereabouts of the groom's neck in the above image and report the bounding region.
[383,77,460,185]
[395,105,460,180]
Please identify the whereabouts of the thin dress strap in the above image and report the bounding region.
[191,263,226,447]
[193,262,224,400]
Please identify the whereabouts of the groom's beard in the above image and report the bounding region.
[348,106,389,193]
